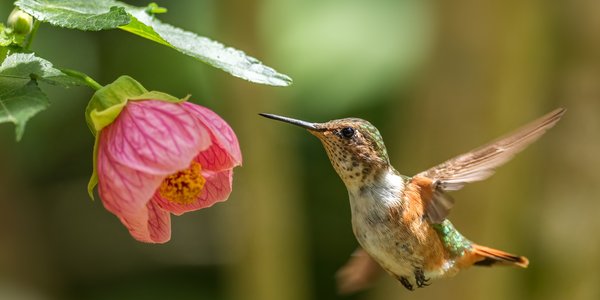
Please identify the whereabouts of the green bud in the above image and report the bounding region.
[145,3,168,15]
[7,8,34,35]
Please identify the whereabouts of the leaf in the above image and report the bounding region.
[120,10,292,86]
[0,53,86,140]
[0,80,48,140]
[0,52,86,88]
[14,0,130,31]
[15,0,292,86]
[0,23,25,47]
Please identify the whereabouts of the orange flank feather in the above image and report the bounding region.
[398,178,449,271]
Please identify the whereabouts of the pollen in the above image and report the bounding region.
[159,161,206,205]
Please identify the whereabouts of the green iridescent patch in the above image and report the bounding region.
[359,121,388,161]
[433,220,472,256]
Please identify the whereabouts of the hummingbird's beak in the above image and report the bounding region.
[259,113,323,131]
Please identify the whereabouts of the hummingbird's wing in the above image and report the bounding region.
[415,108,565,223]
[336,248,383,294]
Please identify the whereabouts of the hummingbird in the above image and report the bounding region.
[259,108,565,293]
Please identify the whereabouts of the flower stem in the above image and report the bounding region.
[22,20,40,50]
[60,68,103,91]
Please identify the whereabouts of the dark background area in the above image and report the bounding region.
[1,1,599,299]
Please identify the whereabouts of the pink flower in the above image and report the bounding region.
[96,100,241,243]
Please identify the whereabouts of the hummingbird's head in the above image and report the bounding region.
[260,113,390,186]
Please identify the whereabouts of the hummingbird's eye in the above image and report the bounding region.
[340,127,355,139]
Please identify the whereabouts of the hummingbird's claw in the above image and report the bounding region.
[415,268,431,288]
[398,276,414,291]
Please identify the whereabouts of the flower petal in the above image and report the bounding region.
[155,169,233,216]
[196,142,237,172]
[114,200,171,244]
[146,200,172,243]
[182,102,242,166]
[104,100,211,175]
[98,136,171,243]
[98,138,162,217]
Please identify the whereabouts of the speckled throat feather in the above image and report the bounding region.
[316,118,390,186]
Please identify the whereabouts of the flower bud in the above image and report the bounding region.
[7,8,34,35]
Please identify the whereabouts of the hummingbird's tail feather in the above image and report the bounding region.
[468,244,529,268]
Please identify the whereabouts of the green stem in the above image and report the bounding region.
[22,20,40,50]
[60,68,103,91]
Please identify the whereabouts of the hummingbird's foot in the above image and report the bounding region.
[398,276,414,291]
[414,268,430,288]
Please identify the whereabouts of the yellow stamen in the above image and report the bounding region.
[159,161,206,205]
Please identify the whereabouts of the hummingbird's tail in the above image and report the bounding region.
[467,244,529,268]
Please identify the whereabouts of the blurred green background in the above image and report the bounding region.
[1,0,599,299]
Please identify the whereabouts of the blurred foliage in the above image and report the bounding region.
[261,0,432,114]
[1,1,599,300]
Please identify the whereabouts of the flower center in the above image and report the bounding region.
[159,161,206,205]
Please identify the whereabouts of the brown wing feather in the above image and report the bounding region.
[417,108,565,191]
[416,108,565,222]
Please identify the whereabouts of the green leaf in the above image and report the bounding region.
[0,52,86,88]
[121,9,292,86]
[0,23,25,47]
[15,0,293,86]
[14,0,130,31]
[0,53,86,140]
[0,80,48,140]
